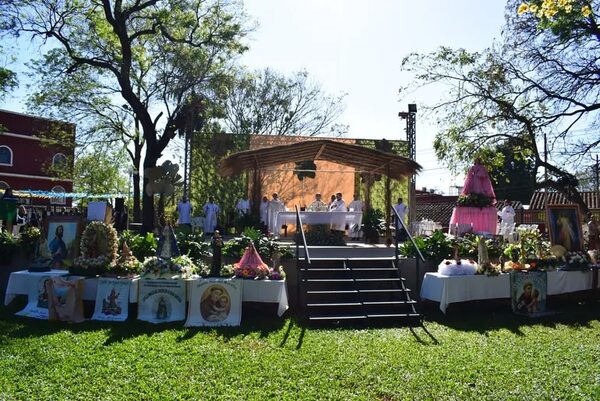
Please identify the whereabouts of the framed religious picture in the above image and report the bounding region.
[546,204,583,252]
[44,215,83,268]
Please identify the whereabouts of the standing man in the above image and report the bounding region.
[498,199,515,226]
[177,196,192,229]
[259,195,269,233]
[394,197,408,240]
[308,193,327,211]
[203,197,220,236]
[235,195,251,216]
[267,192,286,236]
[330,192,347,232]
[348,194,363,212]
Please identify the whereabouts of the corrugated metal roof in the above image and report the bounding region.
[529,191,600,210]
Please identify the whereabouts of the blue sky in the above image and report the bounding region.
[1,0,508,193]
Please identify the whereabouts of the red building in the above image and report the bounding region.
[0,109,75,206]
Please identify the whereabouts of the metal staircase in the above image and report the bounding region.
[299,256,420,325]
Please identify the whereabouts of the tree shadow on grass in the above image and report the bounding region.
[420,295,599,336]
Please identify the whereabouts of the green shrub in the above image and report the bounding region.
[0,230,17,264]
[301,224,346,246]
[120,230,158,261]
[176,231,212,264]
[223,228,292,261]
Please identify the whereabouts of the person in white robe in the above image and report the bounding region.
[235,196,251,216]
[498,200,515,226]
[267,193,286,236]
[307,193,328,212]
[177,197,192,226]
[259,196,269,231]
[347,194,363,212]
[203,197,220,235]
[330,192,347,231]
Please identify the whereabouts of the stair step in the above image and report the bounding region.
[307,302,362,307]
[306,290,359,294]
[359,288,411,293]
[367,313,421,319]
[301,268,349,272]
[352,267,397,271]
[363,300,416,305]
[303,278,354,282]
[355,278,401,282]
[308,315,367,321]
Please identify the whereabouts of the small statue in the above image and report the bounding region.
[587,213,600,251]
[210,230,224,277]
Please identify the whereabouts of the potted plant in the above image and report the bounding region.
[361,208,386,244]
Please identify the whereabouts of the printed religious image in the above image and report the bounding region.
[546,205,583,251]
[511,270,547,316]
[200,285,231,322]
[154,296,171,320]
[45,216,82,268]
[102,287,122,316]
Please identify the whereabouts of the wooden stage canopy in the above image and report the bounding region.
[219,139,422,179]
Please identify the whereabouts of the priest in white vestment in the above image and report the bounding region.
[330,192,347,232]
[203,197,220,235]
[267,193,286,236]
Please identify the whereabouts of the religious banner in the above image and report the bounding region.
[92,278,131,322]
[511,270,547,316]
[138,279,186,323]
[185,278,242,327]
[15,275,52,320]
[45,276,85,323]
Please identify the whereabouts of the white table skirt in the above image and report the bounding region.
[275,211,362,233]
[420,270,598,313]
[5,271,288,317]
[4,269,68,306]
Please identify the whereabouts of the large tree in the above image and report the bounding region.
[1,0,249,231]
[0,45,16,101]
[73,144,128,204]
[400,0,600,214]
[223,68,348,137]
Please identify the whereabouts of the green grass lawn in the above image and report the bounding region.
[0,299,599,401]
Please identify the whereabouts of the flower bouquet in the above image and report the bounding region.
[72,221,119,276]
[141,255,197,279]
[71,254,113,276]
[268,265,286,280]
[561,251,591,271]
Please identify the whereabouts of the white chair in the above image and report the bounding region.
[190,216,204,232]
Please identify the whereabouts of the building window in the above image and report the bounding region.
[52,153,68,169]
[0,145,13,166]
[0,181,9,190]
[50,185,66,205]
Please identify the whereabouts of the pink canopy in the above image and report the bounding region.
[461,163,496,201]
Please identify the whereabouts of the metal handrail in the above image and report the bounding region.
[295,205,311,264]
[391,206,425,262]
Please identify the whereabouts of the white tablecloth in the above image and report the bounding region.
[5,272,289,317]
[420,270,597,313]
[4,269,68,306]
[275,211,362,233]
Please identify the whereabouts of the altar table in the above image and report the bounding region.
[275,211,362,235]
[420,270,598,313]
[4,271,289,317]
[4,270,68,306]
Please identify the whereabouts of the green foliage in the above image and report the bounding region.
[18,226,42,258]
[190,132,249,229]
[456,193,494,208]
[222,228,292,261]
[120,231,157,261]
[294,160,316,181]
[457,234,506,259]
[301,224,347,246]
[362,208,386,243]
[73,145,128,203]
[176,231,212,264]
[0,231,17,264]
[399,230,454,261]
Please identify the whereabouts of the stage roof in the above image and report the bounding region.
[219,139,421,180]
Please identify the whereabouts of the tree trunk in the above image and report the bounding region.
[141,149,160,233]
[132,171,141,223]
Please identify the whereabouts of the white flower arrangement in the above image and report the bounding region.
[141,255,197,279]
[76,221,119,271]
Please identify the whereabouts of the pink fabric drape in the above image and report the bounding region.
[461,164,496,201]
[450,207,497,234]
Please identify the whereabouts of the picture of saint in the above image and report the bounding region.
[48,225,68,267]
[515,282,540,314]
[156,297,169,320]
[200,285,231,322]
[47,220,79,267]
[547,207,582,251]
[102,288,122,316]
